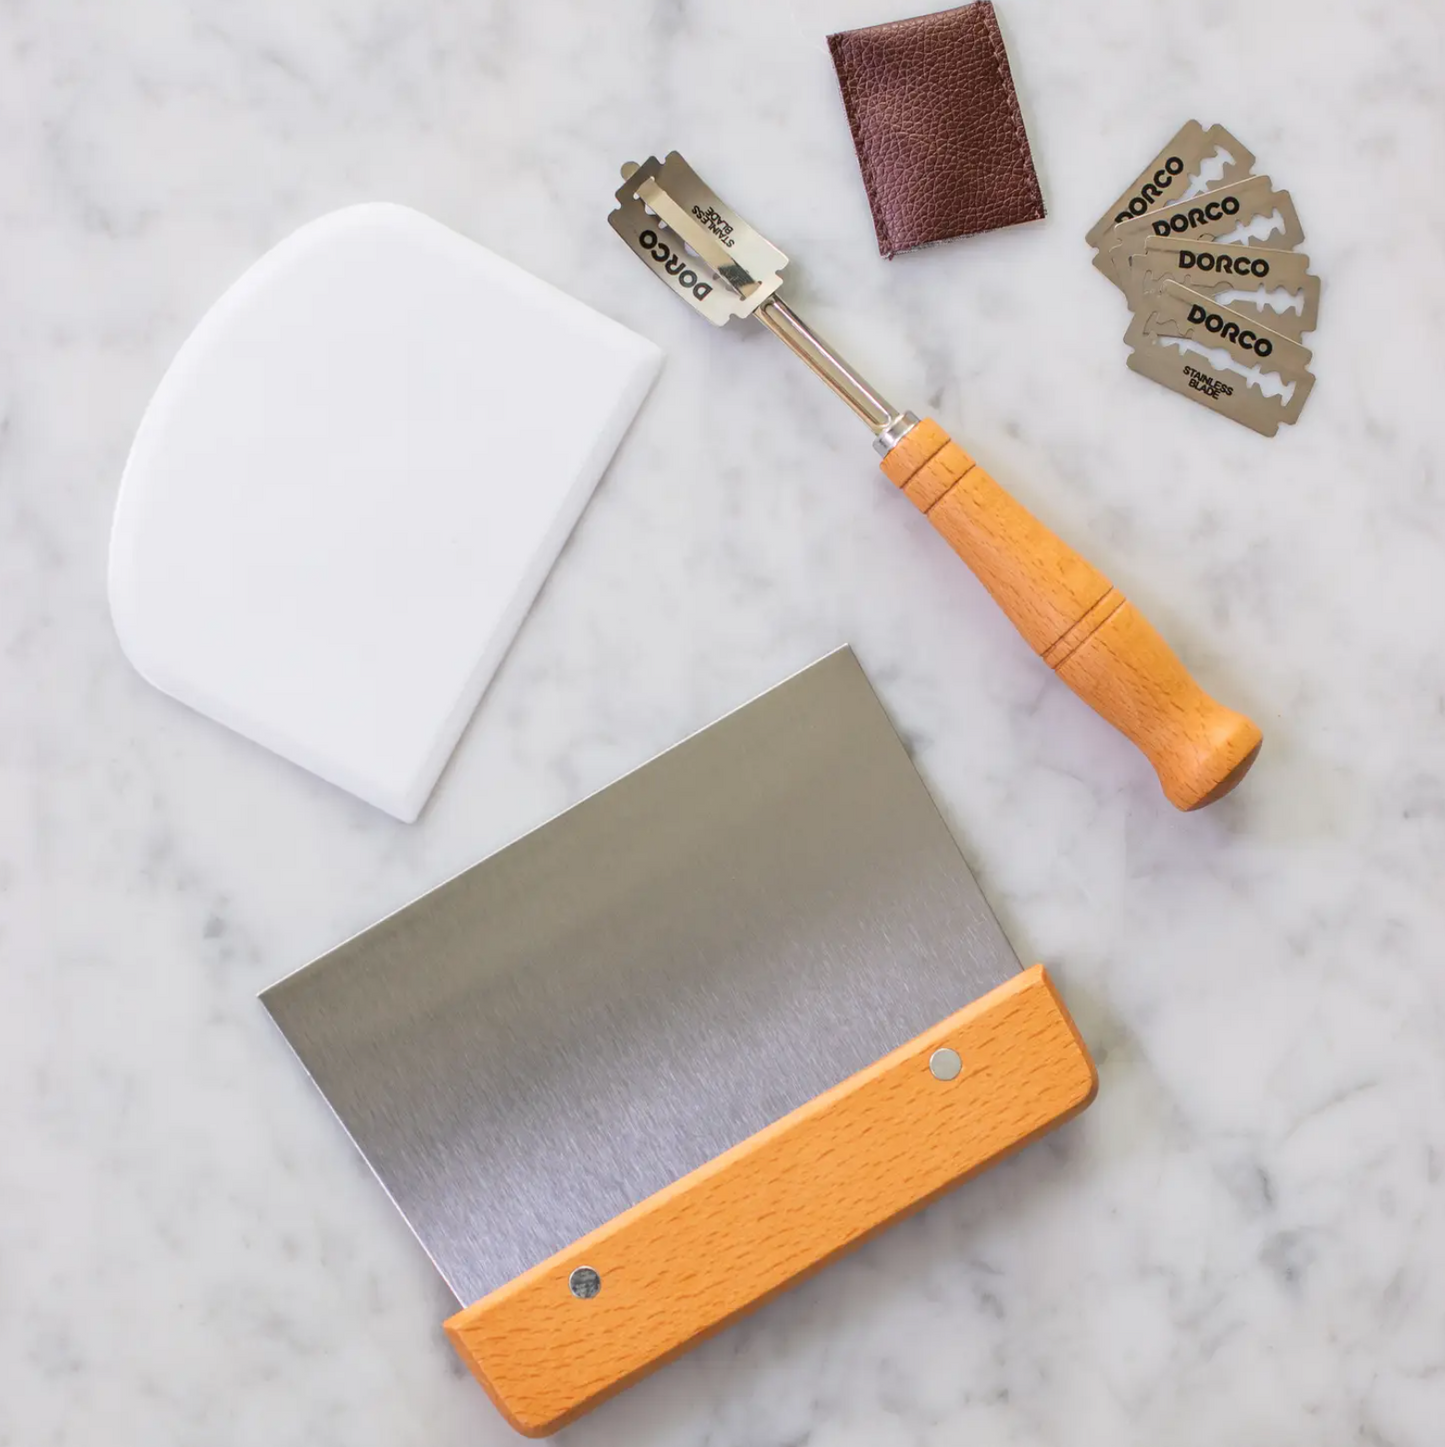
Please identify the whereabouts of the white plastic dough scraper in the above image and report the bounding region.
[109,204,660,820]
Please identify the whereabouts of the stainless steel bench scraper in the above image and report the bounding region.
[261,647,1096,1436]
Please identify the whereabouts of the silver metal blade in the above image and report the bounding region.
[608,151,912,445]
[1125,279,1315,436]
[261,648,1020,1306]
[608,151,786,325]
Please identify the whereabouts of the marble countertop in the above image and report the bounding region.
[4,0,1443,1442]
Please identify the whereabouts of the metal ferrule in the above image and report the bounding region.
[872,411,921,457]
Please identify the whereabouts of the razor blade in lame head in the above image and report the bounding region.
[610,152,916,450]
[609,152,788,326]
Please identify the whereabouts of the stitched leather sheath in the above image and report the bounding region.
[828,2,1045,257]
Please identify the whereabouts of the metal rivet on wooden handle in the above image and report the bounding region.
[444,965,1096,1437]
[882,419,1262,809]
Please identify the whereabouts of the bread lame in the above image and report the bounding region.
[610,152,1262,810]
[261,649,1096,1435]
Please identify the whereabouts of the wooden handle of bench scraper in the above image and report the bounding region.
[882,420,1262,809]
[445,965,1096,1437]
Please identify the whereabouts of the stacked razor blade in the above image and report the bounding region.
[1088,121,1318,437]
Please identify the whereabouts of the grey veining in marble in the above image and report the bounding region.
[2,1,1443,1443]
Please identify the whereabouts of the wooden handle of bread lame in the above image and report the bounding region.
[445,965,1095,1437]
[883,419,1262,809]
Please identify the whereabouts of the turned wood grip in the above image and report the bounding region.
[445,966,1096,1437]
[882,419,1262,809]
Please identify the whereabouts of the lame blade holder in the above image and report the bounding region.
[606,149,1264,811]
[609,152,787,325]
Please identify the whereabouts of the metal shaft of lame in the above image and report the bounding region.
[756,296,911,444]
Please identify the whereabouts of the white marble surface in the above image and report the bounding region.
[3,0,1443,1442]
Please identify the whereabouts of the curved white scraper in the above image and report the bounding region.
[110,203,660,820]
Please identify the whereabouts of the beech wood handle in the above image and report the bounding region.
[882,419,1262,809]
[445,965,1096,1437]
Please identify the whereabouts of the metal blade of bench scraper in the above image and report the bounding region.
[260,648,1020,1307]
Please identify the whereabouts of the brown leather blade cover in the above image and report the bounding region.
[828,3,1045,258]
